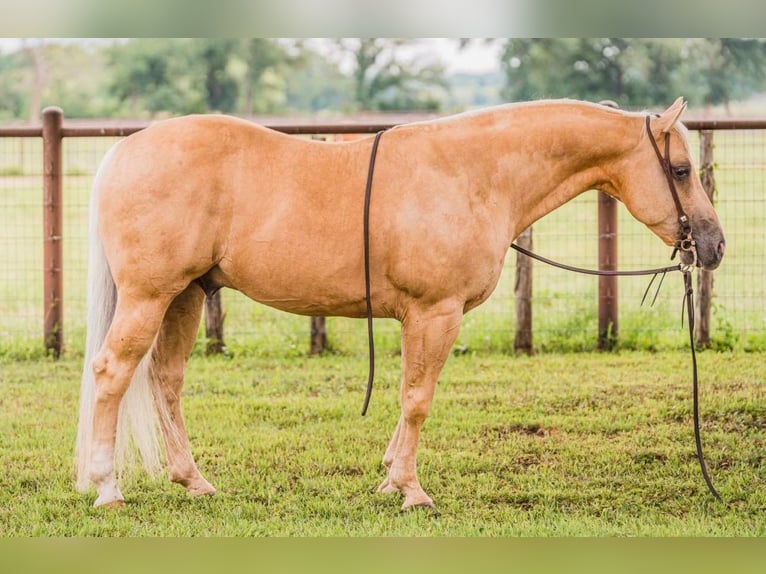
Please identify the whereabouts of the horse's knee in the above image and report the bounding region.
[402,386,434,423]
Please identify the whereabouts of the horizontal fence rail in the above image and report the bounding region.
[1,107,765,357]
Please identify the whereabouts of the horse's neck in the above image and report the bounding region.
[451,103,642,240]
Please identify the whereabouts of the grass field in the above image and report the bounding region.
[0,351,763,536]
[1,123,764,538]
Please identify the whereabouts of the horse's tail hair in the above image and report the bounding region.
[75,141,164,492]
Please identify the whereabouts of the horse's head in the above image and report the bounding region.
[611,98,725,271]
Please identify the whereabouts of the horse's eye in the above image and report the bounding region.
[672,165,691,181]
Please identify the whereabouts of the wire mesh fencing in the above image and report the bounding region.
[0,118,764,357]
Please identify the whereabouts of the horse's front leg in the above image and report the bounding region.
[377,299,463,509]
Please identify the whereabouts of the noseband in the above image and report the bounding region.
[644,115,698,270]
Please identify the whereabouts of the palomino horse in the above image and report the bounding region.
[76,98,725,508]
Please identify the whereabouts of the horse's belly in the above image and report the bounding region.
[242,290,368,319]
[216,250,370,318]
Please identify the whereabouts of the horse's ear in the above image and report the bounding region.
[655,97,687,133]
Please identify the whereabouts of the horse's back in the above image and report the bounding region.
[95,114,372,311]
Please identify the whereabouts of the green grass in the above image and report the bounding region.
[0,351,763,536]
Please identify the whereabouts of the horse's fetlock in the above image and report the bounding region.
[88,459,112,485]
[168,463,197,486]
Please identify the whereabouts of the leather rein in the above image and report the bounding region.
[359,118,723,503]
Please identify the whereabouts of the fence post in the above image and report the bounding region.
[309,317,328,355]
[42,106,64,357]
[307,132,331,356]
[696,130,715,346]
[204,291,226,354]
[596,100,619,351]
[597,191,618,350]
[514,226,534,354]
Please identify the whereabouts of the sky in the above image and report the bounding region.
[399,39,502,74]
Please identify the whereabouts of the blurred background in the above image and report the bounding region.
[1,38,765,121]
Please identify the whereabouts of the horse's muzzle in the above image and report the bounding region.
[686,223,725,271]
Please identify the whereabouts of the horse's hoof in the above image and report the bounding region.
[376,479,398,494]
[93,483,125,508]
[401,493,434,510]
[94,496,124,509]
[401,500,435,511]
[186,480,217,497]
[187,487,218,498]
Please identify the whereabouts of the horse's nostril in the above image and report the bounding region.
[717,241,726,258]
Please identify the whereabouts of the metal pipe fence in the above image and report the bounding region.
[1,108,764,357]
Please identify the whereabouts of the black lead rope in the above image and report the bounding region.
[509,242,681,277]
[683,270,725,503]
[361,130,386,417]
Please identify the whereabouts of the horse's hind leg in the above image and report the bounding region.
[152,284,216,496]
[377,299,463,509]
[89,294,172,507]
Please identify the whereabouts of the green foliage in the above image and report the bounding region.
[0,38,452,120]
[283,53,354,113]
[333,38,448,112]
[198,38,241,113]
[500,38,766,108]
[2,38,766,120]
[0,48,33,120]
[107,39,207,116]
[709,300,740,352]
[702,39,766,107]
[0,352,763,535]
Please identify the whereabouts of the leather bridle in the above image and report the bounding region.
[645,115,699,270]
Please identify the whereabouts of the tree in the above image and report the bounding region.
[108,39,296,117]
[0,40,116,120]
[197,38,240,113]
[26,39,47,122]
[40,42,115,118]
[241,38,293,115]
[500,38,766,110]
[0,48,32,120]
[699,38,766,110]
[283,49,354,113]
[502,38,639,104]
[108,39,206,117]
[334,38,448,111]
[2,38,765,121]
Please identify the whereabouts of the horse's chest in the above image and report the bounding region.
[462,261,505,312]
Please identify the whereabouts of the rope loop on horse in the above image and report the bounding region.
[361,130,387,417]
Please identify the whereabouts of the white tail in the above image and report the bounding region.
[75,142,165,491]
